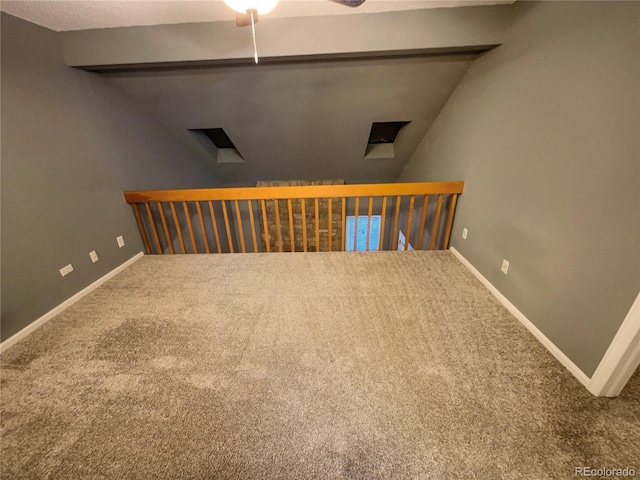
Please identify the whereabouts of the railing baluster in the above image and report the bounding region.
[404,195,415,251]
[208,201,222,253]
[183,202,198,253]
[195,201,210,253]
[157,202,175,254]
[366,197,373,252]
[353,197,359,252]
[221,200,234,253]
[430,194,443,250]
[170,202,186,254]
[123,183,465,255]
[417,195,429,250]
[145,202,163,254]
[314,198,320,252]
[260,199,270,253]
[442,194,458,250]
[328,198,333,252]
[341,197,346,252]
[274,200,283,252]
[301,199,307,252]
[392,196,401,251]
[287,199,295,252]
[132,203,151,254]
[234,200,246,253]
[248,200,258,253]
[379,196,387,251]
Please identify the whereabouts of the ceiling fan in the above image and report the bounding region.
[224,0,367,27]
[223,0,367,63]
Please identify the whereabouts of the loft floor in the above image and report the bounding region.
[1,251,638,479]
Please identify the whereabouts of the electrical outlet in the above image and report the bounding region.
[501,259,510,275]
[89,250,99,263]
[462,228,468,240]
[60,264,74,277]
[117,236,125,248]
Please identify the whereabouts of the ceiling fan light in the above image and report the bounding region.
[223,0,279,15]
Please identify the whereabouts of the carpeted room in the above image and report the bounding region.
[2,0,639,479]
[2,253,639,478]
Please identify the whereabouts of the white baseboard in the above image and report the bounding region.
[589,290,640,397]
[449,247,592,390]
[0,252,144,353]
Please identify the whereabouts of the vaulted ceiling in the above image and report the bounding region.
[106,55,475,184]
[2,0,516,185]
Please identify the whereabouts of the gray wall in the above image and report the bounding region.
[399,1,640,377]
[1,13,218,341]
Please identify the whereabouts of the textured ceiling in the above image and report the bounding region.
[1,0,513,32]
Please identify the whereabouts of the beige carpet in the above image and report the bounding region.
[1,251,638,479]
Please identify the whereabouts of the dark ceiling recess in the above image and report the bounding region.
[201,128,236,149]
[368,121,411,144]
[190,128,245,164]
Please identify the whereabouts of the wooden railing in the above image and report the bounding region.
[123,182,464,254]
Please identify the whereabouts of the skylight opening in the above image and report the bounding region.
[364,121,411,160]
[190,128,245,164]
[368,121,410,144]
[202,128,236,149]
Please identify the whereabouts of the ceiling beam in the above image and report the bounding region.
[59,5,514,71]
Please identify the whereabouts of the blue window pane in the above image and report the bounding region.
[346,216,381,251]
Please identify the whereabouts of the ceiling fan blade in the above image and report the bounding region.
[328,0,367,7]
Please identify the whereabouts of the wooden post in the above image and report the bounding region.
[366,197,373,251]
[287,199,295,252]
[341,197,346,251]
[417,195,429,250]
[314,198,320,252]
[234,200,246,253]
[404,196,415,251]
[379,196,387,251]
[353,197,359,251]
[132,203,151,254]
[301,199,307,252]
[183,202,198,253]
[195,201,210,253]
[248,200,258,253]
[274,200,283,252]
[157,202,175,254]
[208,201,222,253]
[221,200,234,253]
[170,202,186,254]
[392,196,401,251]
[260,199,270,253]
[442,194,458,250]
[145,203,163,254]
[430,195,443,250]
[328,198,333,252]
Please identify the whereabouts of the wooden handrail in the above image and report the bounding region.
[124,182,464,203]
[124,182,464,255]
